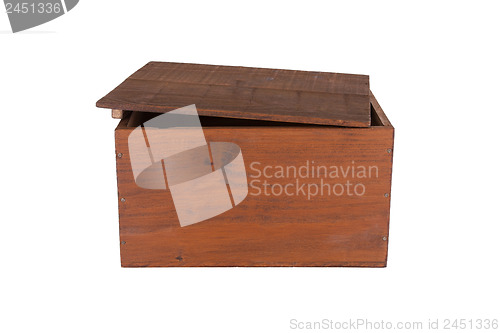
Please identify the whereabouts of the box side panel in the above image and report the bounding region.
[370,91,393,128]
[115,123,394,267]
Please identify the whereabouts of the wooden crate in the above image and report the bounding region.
[97,62,394,267]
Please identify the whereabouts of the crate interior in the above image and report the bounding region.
[123,103,386,128]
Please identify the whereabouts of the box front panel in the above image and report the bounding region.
[115,122,394,267]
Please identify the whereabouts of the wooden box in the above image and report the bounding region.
[97,62,394,267]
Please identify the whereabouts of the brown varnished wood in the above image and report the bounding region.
[98,62,371,127]
[370,91,392,127]
[114,101,393,267]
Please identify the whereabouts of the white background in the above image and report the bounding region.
[1,1,499,332]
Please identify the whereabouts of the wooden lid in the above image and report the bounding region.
[97,62,370,127]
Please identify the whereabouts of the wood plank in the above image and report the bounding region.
[98,62,371,127]
[114,111,393,267]
[111,109,123,119]
[370,90,393,127]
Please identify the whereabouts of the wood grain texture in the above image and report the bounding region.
[113,100,393,267]
[98,62,371,127]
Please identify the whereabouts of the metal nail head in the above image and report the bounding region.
[120,198,126,202]
[117,153,123,158]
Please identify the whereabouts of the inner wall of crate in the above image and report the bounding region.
[125,104,383,128]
